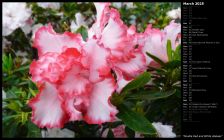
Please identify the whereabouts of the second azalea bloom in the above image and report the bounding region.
[139,20,181,65]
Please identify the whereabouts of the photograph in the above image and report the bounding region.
[1,1,186,138]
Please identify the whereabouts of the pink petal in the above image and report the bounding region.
[163,20,181,50]
[62,95,88,121]
[113,50,147,79]
[142,26,167,63]
[101,8,130,51]
[58,63,92,96]
[30,48,80,84]
[94,2,111,29]
[28,82,68,128]
[81,39,111,83]
[127,25,136,36]
[112,125,127,138]
[34,24,84,57]
[84,76,118,124]
[89,3,110,38]
[30,52,61,83]
[114,68,132,93]
[127,25,137,45]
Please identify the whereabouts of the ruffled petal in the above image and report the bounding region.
[62,95,86,121]
[30,53,60,83]
[84,76,118,124]
[101,9,130,51]
[34,24,84,56]
[113,50,146,79]
[81,39,111,83]
[127,25,137,45]
[142,26,167,63]
[114,68,132,93]
[30,48,80,84]
[28,82,68,128]
[58,63,92,96]
[94,2,111,29]
[88,3,110,38]
[142,21,181,64]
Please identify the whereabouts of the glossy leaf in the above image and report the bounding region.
[126,90,176,101]
[166,39,172,61]
[107,128,114,138]
[121,72,151,94]
[76,26,88,41]
[117,104,157,135]
[146,52,165,66]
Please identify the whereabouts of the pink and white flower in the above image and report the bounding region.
[28,2,181,129]
[138,20,181,65]
[29,23,118,128]
[3,2,32,36]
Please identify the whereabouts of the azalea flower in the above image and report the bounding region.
[102,125,127,138]
[152,122,176,138]
[112,2,122,9]
[139,20,181,65]
[29,23,117,128]
[31,23,44,40]
[3,2,32,36]
[88,3,146,90]
[112,2,135,9]
[70,13,88,33]
[112,125,127,138]
[123,2,136,9]
[37,2,60,10]
[102,124,145,138]
[28,2,180,129]
[167,7,181,19]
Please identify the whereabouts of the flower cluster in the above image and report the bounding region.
[167,7,181,20]
[29,3,181,128]
[3,2,32,36]
[102,122,176,138]
[37,2,60,10]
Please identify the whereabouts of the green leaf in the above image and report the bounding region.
[21,112,29,125]
[3,115,19,124]
[29,88,38,97]
[173,45,181,61]
[6,101,21,112]
[146,52,165,66]
[121,72,151,94]
[2,54,13,74]
[107,128,114,138]
[21,106,32,112]
[110,121,123,128]
[27,120,41,138]
[13,65,30,72]
[3,120,18,138]
[125,126,135,138]
[117,104,157,135]
[174,88,181,98]
[164,60,181,69]
[126,90,176,101]
[166,39,172,61]
[76,26,88,41]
